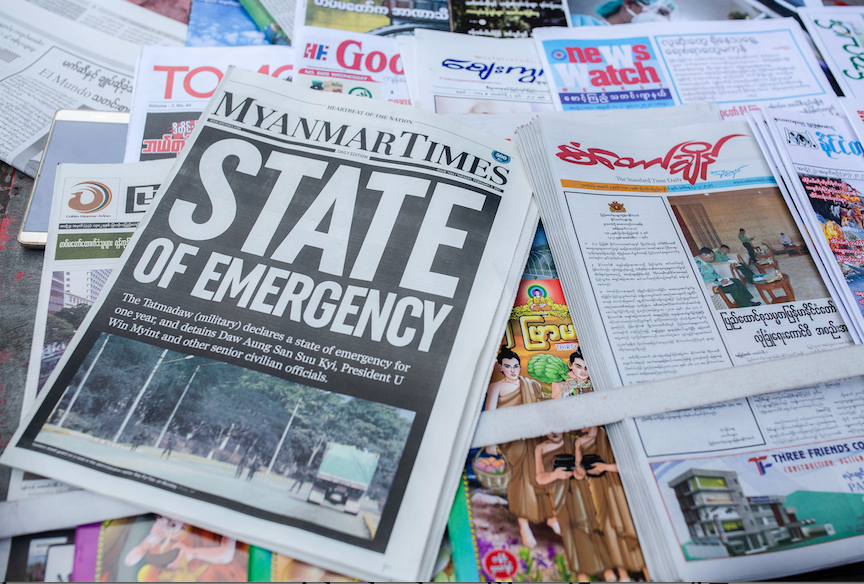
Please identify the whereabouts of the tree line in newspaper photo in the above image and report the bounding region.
[40,333,414,542]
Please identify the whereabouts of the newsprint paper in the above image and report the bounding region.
[0,1,184,175]
[124,46,295,163]
[2,161,172,537]
[11,161,172,497]
[0,67,537,581]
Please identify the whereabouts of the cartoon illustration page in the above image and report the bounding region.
[450,264,649,582]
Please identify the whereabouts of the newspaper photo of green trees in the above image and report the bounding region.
[34,333,415,542]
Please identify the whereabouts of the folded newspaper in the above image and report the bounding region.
[0,1,184,175]
[399,30,554,115]
[532,18,841,119]
[512,105,864,580]
[0,66,538,581]
[759,108,864,341]
[124,46,295,164]
[3,160,172,536]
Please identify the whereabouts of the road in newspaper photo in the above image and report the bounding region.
[35,335,413,540]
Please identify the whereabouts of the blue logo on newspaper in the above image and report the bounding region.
[492,151,510,163]
[550,49,567,61]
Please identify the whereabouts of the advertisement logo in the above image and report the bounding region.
[482,549,517,581]
[748,455,773,476]
[304,43,328,60]
[349,87,373,98]
[785,127,817,149]
[492,151,510,163]
[126,184,160,214]
[67,182,112,213]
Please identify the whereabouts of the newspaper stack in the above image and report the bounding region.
[124,46,295,164]
[0,67,538,581]
[515,106,864,580]
[398,29,554,115]
[750,107,864,341]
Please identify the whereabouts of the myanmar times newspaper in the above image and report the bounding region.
[0,67,537,581]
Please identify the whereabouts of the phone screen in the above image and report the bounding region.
[18,114,129,246]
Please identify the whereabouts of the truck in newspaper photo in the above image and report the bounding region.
[308,443,379,514]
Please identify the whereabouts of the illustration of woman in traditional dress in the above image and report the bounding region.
[484,345,556,548]
[122,516,246,582]
[574,426,647,582]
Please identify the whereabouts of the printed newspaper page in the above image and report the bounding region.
[0,2,141,175]
[762,109,864,340]
[124,46,295,163]
[618,375,864,580]
[531,18,840,119]
[405,30,554,115]
[9,160,174,511]
[293,0,449,35]
[0,67,537,581]
[523,115,853,394]
[798,7,864,100]
[567,0,770,25]
[292,27,410,105]
[22,0,187,46]
[257,0,297,43]
[448,0,570,37]
[450,275,650,583]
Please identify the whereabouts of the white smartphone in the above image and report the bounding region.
[17,109,129,248]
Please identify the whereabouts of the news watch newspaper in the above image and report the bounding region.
[0,66,538,581]
[532,18,841,119]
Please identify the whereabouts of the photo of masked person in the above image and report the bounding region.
[570,0,677,26]
[569,0,765,26]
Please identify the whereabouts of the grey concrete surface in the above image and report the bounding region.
[0,163,41,503]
